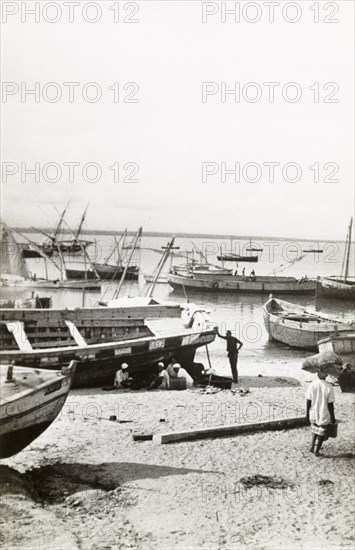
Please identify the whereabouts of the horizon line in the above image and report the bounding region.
[14,226,348,244]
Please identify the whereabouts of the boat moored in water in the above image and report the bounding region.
[318,217,354,301]
[168,271,317,295]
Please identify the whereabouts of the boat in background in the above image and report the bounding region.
[37,203,93,256]
[92,228,140,281]
[0,223,101,292]
[20,204,93,258]
[217,253,258,262]
[0,362,75,458]
[143,273,169,284]
[0,293,52,309]
[20,242,54,258]
[318,218,355,301]
[263,296,355,350]
[168,271,316,295]
[246,238,263,252]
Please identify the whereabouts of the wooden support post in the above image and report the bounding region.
[152,416,308,444]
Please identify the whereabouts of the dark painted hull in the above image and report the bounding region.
[217,255,258,262]
[21,248,53,258]
[318,278,355,301]
[0,338,214,388]
[0,303,215,388]
[66,268,97,280]
[0,421,52,458]
[93,264,139,281]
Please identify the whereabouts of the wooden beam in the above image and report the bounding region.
[152,416,308,444]
[133,434,153,441]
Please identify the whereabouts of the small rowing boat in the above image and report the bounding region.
[263,296,355,350]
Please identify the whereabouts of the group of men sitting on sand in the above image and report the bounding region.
[113,359,216,391]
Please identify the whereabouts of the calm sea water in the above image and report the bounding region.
[2,233,354,378]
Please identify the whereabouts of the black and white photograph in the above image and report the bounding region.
[0,1,354,548]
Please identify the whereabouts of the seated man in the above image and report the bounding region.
[172,363,194,388]
[166,358,178,378]
[148,362,169,390]
[114,363,132,388]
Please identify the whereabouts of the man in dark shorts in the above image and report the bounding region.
[215,328,243,383]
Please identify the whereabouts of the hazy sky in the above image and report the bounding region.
[1,0,354,239]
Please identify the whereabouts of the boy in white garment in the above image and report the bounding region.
[306,368,336,456]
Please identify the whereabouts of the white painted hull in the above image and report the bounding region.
[168,273,316,295]
[0,364,74,457]
[263,297,355,351]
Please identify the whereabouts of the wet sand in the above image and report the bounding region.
[1,356,354,550]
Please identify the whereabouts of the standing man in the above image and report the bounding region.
[215,328,243,383]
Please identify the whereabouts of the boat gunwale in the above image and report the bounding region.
[0,328,216,358]
[0,366,74,405]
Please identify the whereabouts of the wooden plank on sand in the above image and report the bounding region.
[152,416,308,444]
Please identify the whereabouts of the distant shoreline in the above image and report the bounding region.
[14,227,346,244]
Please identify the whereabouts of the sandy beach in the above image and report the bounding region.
[1,354,354,550]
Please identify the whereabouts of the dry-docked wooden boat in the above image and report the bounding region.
[168,271,316,295]
[263,296,355,350]
[318,218,355,301]
[0,362,75,458]
[0,297,216,388]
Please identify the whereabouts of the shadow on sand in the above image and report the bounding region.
[0,461,218,503]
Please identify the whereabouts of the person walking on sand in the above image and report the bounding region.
[215,328,243,383]
[306,367,336,456]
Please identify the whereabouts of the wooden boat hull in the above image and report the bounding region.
[217,255,258,262]
[21,247,54,258]
[263,297,354,350]
[93,264,139,281]
[318,277,355,301]
[143,274,168,284]
[0,278,101,292]
[168,273,316,295]
[0,364,74,458]
[50,240,93,254]
[65,268,97,280]
[0,303,215,387]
